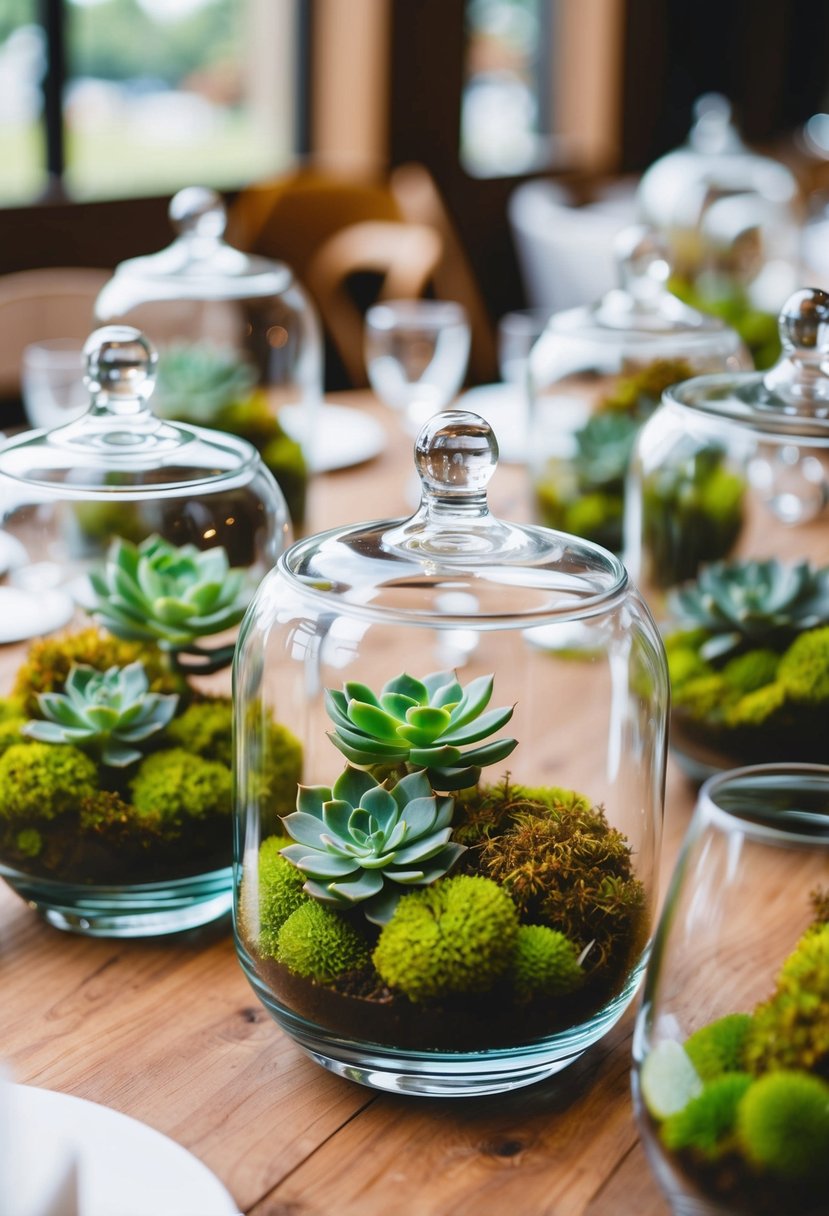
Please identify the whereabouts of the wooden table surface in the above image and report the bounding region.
[0,394,697,1216]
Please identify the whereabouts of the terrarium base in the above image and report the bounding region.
[3,867,232,938]
[241,950,646,1097]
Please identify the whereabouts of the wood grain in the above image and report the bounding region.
[0,395,684,1215]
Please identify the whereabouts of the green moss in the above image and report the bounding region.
[744,924,829,1075]
[0,697,24,723]
[736,1070,829,1180]
[261,722,304,816]
[249,835,309,957]
[777,627,829,704]
[15,827,43,857]
[661,1072,753,1159]
[14,628,184,716]
[276,899,370,982]
[512,924,584,1001]
[684,1014,753,1081]
[130,748,232,824]
[165,698,233,767]
[372,875,519,1002]
[217,394,308,531]
[672,673,735,721]
[0,742,98,821]
[722,649,780,694]
[602,358,695,415]
[0,715,26,757]
[462,781,647,974]
[724,681,787,728]
[667,647,711,691]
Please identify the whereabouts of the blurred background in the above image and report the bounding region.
[3,0,829,399]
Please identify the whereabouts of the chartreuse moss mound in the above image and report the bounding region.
[276,900,370,983]
[662,1072,753,1159]
[512,924,584,1001]
[130,748,232,824]
[243,835,309,958]
[0,742,97,821]
[684,1013,753,1082]
[744,923,829,1075]
[372,875,519,1002]
[736,1071,829,1180]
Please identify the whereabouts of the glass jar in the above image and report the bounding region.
[632,763,829,1216]
[0,326,289,936]
[95,186,323,533]
[637,93,801,367]
[527,226,748,555]
[233,410,669,1096]
[626,287,829,781]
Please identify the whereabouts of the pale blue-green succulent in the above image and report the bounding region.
[324,670,516,790]
[670,558,829,661]
[280,766,465,924]
[153,342,257,424]
[22,661,179,767]
[89,535,250,671]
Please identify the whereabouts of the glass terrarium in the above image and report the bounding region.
[637,93,801,368]
[626,287,829,781]
[233,410,669,1096]
[0,326,290,936]
[527,226,749,554]
[95,186,322,533]
[633,763,829,1216]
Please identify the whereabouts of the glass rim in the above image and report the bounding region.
[365,299,469,329]
[698,761,829,844]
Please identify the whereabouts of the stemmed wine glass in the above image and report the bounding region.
[364,299,471,435]
[632,763,829,1216]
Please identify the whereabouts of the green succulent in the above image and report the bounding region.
[281,766,465,924]
[88,535,250,672]
[325,670,516,790]
[669,558,829,661]
[153,342,257,424]
[572,411,641,490]
[372,874,519,1001]
[22,662,178,767]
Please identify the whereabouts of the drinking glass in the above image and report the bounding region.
[632,763,829,1216]
[497,308,550,388]
[21,339,88,430]
[364,299,470,433]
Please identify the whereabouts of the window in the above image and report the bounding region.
[0,0,301,206]
[460,0,553,178]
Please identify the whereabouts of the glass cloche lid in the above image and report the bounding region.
[531,226,747,377]
[0,325,269,493]
[95,186,296,316]
[664,287,829,436]
[271,410,627,622]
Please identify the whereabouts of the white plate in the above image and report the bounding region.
[280,403,386,472]
[6,1084,239,1216]
[457,383,528,462]
[0,587,76,644]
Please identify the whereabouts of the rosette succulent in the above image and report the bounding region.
[22,661,178,767]
[89,535,250,671]
[153,342,257,424]
[280,766,465,923]
[670,558,829,661]
[325,670,517,790]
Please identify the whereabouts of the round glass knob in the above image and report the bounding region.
[83,325,157,403]
[414,410,499,496]
[615,225,671,299]
[777,287,829,353]
[168,185,228,240]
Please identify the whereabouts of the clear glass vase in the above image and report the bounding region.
[632,763,829,1216]
[233,410,669,1096]
[0,326,288,935]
